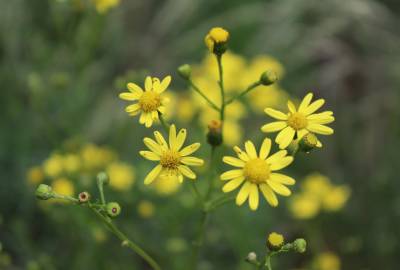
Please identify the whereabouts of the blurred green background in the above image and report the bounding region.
[1,0,400,269]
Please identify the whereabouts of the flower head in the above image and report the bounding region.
[261,93,335,149]
[204,27,229,53]
[119,76,171,128]
[140,124,204,185]
[267,232,285,250]
[221,138,295,210]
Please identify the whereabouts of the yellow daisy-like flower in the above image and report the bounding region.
[261,93,335,149]
[140,124,204,185]
[119,75,171,128]
[221,138,295,210]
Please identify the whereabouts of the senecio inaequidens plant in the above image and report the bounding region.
[35,27,335,270]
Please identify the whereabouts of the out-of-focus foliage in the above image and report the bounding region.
[1,0,400,269]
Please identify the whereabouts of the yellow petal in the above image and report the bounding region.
[158,106,166,114]
[179,143,201,156]
[119,92,140,101]
[287,100,297,113]
[276,127,295,149]
[302,99,325,115]
[261,121,287,133]
[307,124,334,135]
[151,110,159,121]
[144,76,152,91]
[181,157,204,166]
[178,165,196,179]
[139,151,160,161]
[156,75,171,93]
[259,138,271,159]
[296,129,308,140]
[145,113,153,128]
[264,108,288,120]
[174,128,187,151]
[222,177,245,192]
[143,138,162,155]
[127,82,143,95]
[153,131,168,150]
[144,165,162,185]
[220,169,244,181]
[125,103,140,113]
[223,156,245,167]
[233,146,249,161]
[298,93,313,112]
[269,173,295,185]
[266,150,287,164]
[270,156,293,171]
[169,124,177,149]
[307,112,335,124]
[245,141,257,159]
[235,181,251,206]
[248,184,259,211]
[139,112,147,124]
[267,180,291,196]
[260,183,278,207]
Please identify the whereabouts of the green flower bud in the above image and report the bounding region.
[78,192,91,203]
[260,70,278,86]
[177,64,192,80]
[97,172,109,185]
[106,202,121,217]
[35,184,53,200]
[207,120,223,146]
[293,238,307,253]
[245,252,258,263]
[298,133,318,153]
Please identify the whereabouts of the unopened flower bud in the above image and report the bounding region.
[35,184,53,200]
[106,202,121,217]
[246,252,258,263]
[298,133,318,153]
[204,27,229,55]
[207,120,223,146]
[177,64,192,80]
[260,70,278,86]
[293,238,307,253]
[267,232,285,251]
[97,172,109,185]
[78,192,90,203]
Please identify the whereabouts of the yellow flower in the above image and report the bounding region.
[140,124,204,185]
[137,200,155,218]
[52,178,74,196]
[221,138,295,210]
[267,232,285,248]
[92,0,120,14]
[26,166,44,185]
[81,144,116,170]
[152,174,181,196]
[261,93,335,149]
[43,154,64,178]
[322,185,350,212]
[313,252,341,270]
[119,76,171,128]
[289,194,320,219]
[302,173,332,199]
[106,162,135,191]
[204,27,229,52]
[63,154,81,173]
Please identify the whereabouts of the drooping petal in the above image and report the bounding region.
[178,165,196,179]
[298,93,313,113]
[259,138,271,159]
[270,156,293,171]
[302,99,325,115]
[264,108,288,120]
[143,138,162,155]
[235,181,251,206]
[179,143,201,156]
[245,141,257,159]
[174,128,187,151]
[233,146,249,161]
[267,180,291,196]
[222,176,245,192]
[248,184,259,211]
[266,150,287,164]
[144,165,162,185]
[261,121,287,133]
[307,124,334,135]
[269,173,295,185]
[181,157,204,166]
[220,169,244,181]
[144,76,152,91]
[139,151,160,161]
[223,156,245,167]
[127,82,144,95]
[260,183,278,207]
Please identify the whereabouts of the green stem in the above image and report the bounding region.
[158,112,170,133]
[97,179,106,205]
[216,54,225,123]
[225,81,262,106]
[52,193,79,204]
[265,255,272,270]
[205,194,235,211]
[90,206,161,270]
[188,79,220,111]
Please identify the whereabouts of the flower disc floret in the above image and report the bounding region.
[243,158,270,184]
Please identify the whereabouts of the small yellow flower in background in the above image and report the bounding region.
[52,178,74,196]
[27,166,44,185]
[119,76,171,128]
[92,0,120,14]
[63,154,81,173]
[313,252,341,270]
[137,200,155,218]
[221,138,295,210]
[43,154,64,178]
[204,27,229,52]
[322,185,350,212]
[289,194,320,219]
[267,232,285,250]
[106,162,135,191]
[140,124,204,185]
[302,173,332,199]
[262,92,335,149]
[81,144,116,170]
[152,174,181,196]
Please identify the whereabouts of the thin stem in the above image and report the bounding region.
[216,54,225,123]
[158,112,170,133]
[188,80,220,111]
[225,81,262,106]
[205,194,235,211]
[97,179,106,205]
[265,255,272,270]
[89,206,161,270]
[52,193,79,204]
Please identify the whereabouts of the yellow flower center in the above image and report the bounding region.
[160,150,180,170]
[243,158,270,184]
[287,112,308,130]
[139,91,161,112]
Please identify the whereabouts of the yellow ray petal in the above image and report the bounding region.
[302,99,325,115]
[179,143,201,156]
[287,100,297,113]
[261,121,287,133]
[245,141,257,159]
[269,173,295,185]
[144,76,152,91]
[119,92,140,101]
[169,124,177,149]
[307,124,334,135]
[181,157,204,166]
[260,183,278,207]
[144,165,162,185]
[259,138,272,159]
[174,128,187,151]
[270,156,293,171]
[220,169,244,181]
[139,112,147,124]
[127,82,143,95]
[139,151,160,161]
[222,176,245,193]
[276,127,295,149]
[153,131,168,150]
[223,156,245,167]
[298,93,313,112]
[233,146,249,161]
[143,138,162,155]
[145,113,153,128]
[156,75,171,94]
[266,150,287,164]
[178,165,196,179]
[235,181,251,206]
[267,180,291,196]
[248,184,259,211]
[125,103,140,113]
[264,108,288,120]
